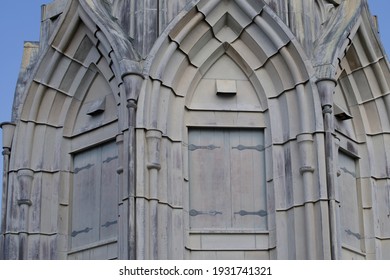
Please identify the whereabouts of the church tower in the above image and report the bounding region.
[1,0,390,260]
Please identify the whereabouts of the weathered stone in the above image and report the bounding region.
[1,0,390,260]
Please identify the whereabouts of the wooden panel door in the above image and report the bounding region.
[69,141,118,259]
[188,128,268,256]
[338,152,364,259]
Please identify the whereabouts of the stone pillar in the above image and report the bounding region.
[16,168,34,259]
[116,133,127,260]
[146,129,162,260]
[0,122,16,260]
[127,98,137,260]
[316,78,339,259]
[122,73,143,260]
[297,132,316,259]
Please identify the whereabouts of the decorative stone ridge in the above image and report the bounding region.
[0,122,16,149]
[16,169,35,207]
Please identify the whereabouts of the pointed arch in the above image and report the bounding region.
[4,0,142,260]
[136,0,329,260]
[333,3,390,259]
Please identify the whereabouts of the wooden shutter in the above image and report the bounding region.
[338,152,364,258]
[70,141,118,258]
[188,128,267,231]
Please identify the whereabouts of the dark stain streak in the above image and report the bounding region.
[346,141,357,155]
[268,0,277,13]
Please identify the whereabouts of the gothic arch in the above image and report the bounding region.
[4,0,389,261]
[333,4,390,259]
[136,0,328,259]
[4,0,141,259]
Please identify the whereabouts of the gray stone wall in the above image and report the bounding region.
[2,0,390,260]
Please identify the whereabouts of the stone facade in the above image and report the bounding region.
[1,0,390,259]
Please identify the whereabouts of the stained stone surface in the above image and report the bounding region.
[1,0,390,260]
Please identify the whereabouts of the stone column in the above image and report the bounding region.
[127,98,137,260]
[146,129,162,260]
[114,71,143,259]
[0,122,16,260]
[316,78,339,259]
[297,132,316,259]
[16,168,34,259]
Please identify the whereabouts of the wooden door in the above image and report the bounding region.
[188,128,268,258]
[338,152,364,259]
[69,141,118,259]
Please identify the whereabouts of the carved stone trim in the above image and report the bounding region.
[2,148,11,156]
[17,168,34,207]
[127,99,138,109]
[17,199,32,206]
[147,162,161,170]
[322,107,333,114]
[300,166,316,175]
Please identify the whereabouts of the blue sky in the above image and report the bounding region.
[0,0,389,213]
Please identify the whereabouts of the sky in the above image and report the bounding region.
[0,0,390,213]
